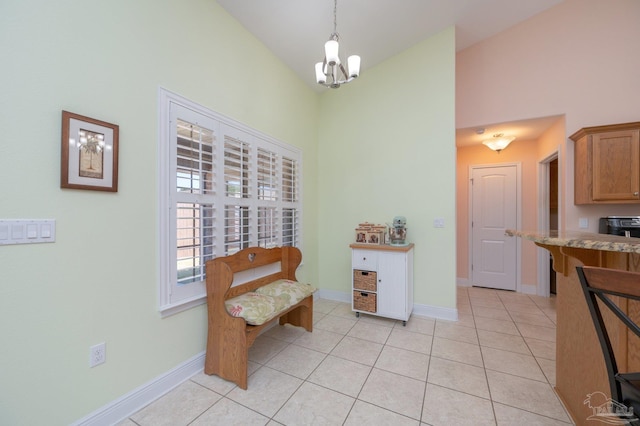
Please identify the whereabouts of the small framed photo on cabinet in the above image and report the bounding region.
[61,110,119,192]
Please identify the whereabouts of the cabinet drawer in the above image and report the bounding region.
[354,270,377,292]
[353,291,377,313]
[352,249,378,270]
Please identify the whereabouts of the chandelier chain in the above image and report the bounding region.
[333,0,338,37]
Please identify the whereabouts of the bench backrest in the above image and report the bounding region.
[205,246,303,300]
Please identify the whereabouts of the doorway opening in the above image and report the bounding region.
[538,151,560,297]
[549,157,558,294]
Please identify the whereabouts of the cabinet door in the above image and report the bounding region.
[377,252,406,319]
[592,129,640,201]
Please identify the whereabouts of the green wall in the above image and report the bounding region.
[0,1,318,424]
[317,28,457,310]
[0,0,456,423]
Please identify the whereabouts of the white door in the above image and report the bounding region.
[471,165,518,291]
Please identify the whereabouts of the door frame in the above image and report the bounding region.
[468,162,522,292]
[537,148,562,297]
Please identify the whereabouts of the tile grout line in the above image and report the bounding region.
[472,292,500,426]
[125,290,569,425]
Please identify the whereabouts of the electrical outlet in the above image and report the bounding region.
[89,342,106,367]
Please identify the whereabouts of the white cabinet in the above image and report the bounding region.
[350,243,414,324]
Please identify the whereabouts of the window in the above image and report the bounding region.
[158,89,302,316]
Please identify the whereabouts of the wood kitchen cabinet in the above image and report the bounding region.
[350,243,414,324]
[571,121,640,204]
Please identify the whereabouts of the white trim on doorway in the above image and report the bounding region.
[537,148,562,298]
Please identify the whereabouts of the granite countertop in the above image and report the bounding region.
[505,229,640,254]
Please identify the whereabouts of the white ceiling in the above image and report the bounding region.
[217,0,563,90]
[216,0,565,146]
[456,115,564,148]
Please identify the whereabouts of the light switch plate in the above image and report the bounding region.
[0,224,8,240]
[27,224,38,238]
[0,220,56,245]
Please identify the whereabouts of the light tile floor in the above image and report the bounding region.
[119,287,574,425]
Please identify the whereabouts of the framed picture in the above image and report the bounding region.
[61,111,119,192]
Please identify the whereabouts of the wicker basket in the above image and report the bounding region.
[353,291,377,313]
[353,270,377,292]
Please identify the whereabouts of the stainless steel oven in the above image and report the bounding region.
[599,216,640,237]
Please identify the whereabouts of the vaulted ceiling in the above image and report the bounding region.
[217,0,566,145]
[217,0,563,91]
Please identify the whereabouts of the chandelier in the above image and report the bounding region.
[315,0,361,89]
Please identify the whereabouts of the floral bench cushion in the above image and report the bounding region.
[225,280,316,326]
[255,279,317,305]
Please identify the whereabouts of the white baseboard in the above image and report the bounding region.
[318,290,458,321]
[71,351,205,426]
[412,303,458,321]
[459,277,540,297]
[520,283,538,295]
[316,288,351,304]
[457,277,471,287]
[71,289,459,425]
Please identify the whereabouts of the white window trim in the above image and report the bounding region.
[157,87,303,317]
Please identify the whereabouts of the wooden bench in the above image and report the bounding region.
[204,246,314,389]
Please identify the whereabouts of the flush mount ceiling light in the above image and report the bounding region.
[482,133,515,153]
[315,0,361,89]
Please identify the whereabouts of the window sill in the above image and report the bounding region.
[159,294,206,318]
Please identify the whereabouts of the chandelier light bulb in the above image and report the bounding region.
[315,62,326,84]
[347,55,360,78]
[325,40,340,66]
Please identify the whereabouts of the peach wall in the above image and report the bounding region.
[456,0,640,290]
[456,140,539,286]
[537,118,565,166]
[537,118,567,230]
[457,0,640,234]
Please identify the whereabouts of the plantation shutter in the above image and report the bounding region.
[159,89,303,314]
[223,128,252,255]
[282,156,300,247]
[167,106,218,304]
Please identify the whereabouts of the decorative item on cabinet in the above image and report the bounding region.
[354,222,387,245]
[387,216,408,246]
[571,121,640,204]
